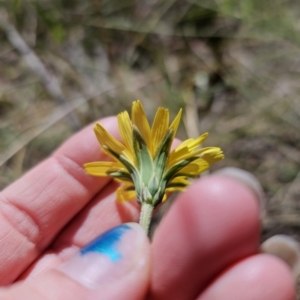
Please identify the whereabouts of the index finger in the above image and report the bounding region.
[0,117,118,285]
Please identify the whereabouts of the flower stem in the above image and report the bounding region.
[139,202,154,234]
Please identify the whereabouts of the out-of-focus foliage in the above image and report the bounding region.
[1,0,300,293]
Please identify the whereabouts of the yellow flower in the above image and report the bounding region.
[84,100,224,207]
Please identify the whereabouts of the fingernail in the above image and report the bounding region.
[214,167,266,217]
[59,223,147,288]
[261,235,300,278]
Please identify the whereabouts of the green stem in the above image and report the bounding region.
[139,202,154,234]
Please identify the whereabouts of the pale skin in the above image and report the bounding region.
[0,117,295,299]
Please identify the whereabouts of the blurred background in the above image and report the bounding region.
[0,0,300,294]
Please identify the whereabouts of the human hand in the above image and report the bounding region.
[0,117,295,299]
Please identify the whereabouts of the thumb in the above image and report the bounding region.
[0,223,151,300]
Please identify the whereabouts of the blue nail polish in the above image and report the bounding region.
[80,224,131,262]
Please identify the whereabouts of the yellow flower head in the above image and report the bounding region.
[84,100,224,207]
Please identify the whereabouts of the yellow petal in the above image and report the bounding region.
[151,107,169,155]
[169,108,182,138]
[116,184,136,202]
[100,146,120,162]
[177,163,200,174]
[179,159,210,175]
[94,123,125,154]
[164,177,190,195]
[170,146,222,164]
[131,100,151,147]
[169,176,191,186]
[84,161,122,176]
[168,133,209,166]
[94,122,134,162]
[165,186,186,193]
[173,132,209,152]
[162,193,168,202]
[168,146,190,167]
[200,147,224,163]
[117,111,134,156]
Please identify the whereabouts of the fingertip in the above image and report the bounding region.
[261,254,296,297]
[150,174,261,299]
[177,174,261,245]
[199,254,296,300]
[214,167,266,217]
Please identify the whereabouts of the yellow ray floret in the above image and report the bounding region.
[131,100,151,148]
[168,133,209,166]
[169,108,182,139]
[84,161,124,176]
[151,107,169,155]
[178,159,210,176]
[117,111,134,157]
[94,123,134,162]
